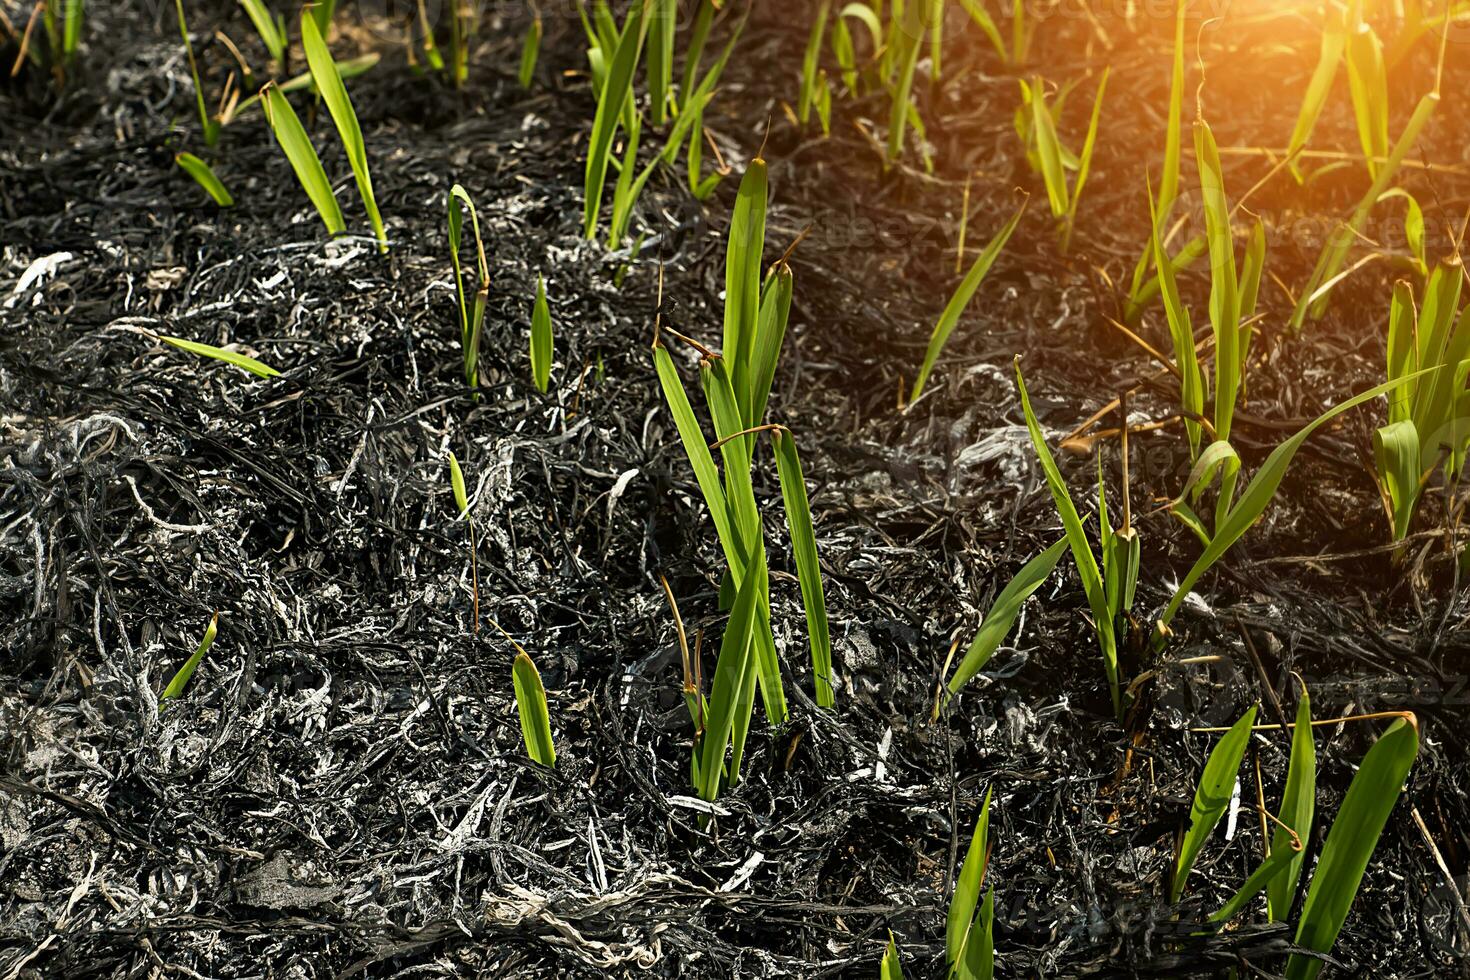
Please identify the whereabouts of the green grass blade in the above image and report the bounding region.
[239,0,286,63]
[512,652,557,767]
[880,933,906,979]
[960,888,995,980]
[885,10,925,163]
[911,197,1026,401]
[948,786,992,973]
[681,0,716,99]
[800,2,831,125]
[1267,689,1316,922]
[175,0,219,146]
[583,0,650,239]
[1014,359,1119,715]
[62,0,84,57]
[176,153,234,207]
[1344,25,1388,177]
[1209,838,1298,925]
[311,0,337,36]
[301,11,386,253]
[1026,78,1069,217]
[1284,4,1350,182]
[772,428,834,708]
[749,264,794,428]
[160,612,219,703]
[652,345,740,573]
[161,335,279,378]
[724,159,769,422]
[1157,368,1435,635]
[448,185,489,387]
[519,14,542,88]
[944,538,1066,702]
[447,450,469,517]
[703,357,761,560]
[955,0,1005,61]
[1196,120,1241,447]
[1292,91,1438,329]
[1286,717,1419,980]
[531,275,553,393]
[1171,705,1258,903]
[1147,178,1203,458]
[260,83,345,237]
[1374,420,1421,542]
[697,545,766,802]
[1061,66,1108,252]
[1125,0,1186,305]
[651,0,676,124]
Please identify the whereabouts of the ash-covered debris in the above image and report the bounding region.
[2,2,1468,978]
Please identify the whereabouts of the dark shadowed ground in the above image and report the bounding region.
[3,1,1469,976]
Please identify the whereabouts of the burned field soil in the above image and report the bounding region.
[4,0,1470,977]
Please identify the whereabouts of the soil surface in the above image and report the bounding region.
[3,1,1470,977]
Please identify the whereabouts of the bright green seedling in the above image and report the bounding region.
[175,0,219,146]
[1290,57,1441,330]
[1286,715,1419,979]
[1284,0,1357,183]
[583,0,650,239]
[176,154,234,207]
[948,787,996,980]
[1268,686,1316,923]
[447,451,479,631]
[512,652,557,768]
[799,1,831,127]
[605,10,747,247]
[161,335,279,377]
[1171,704,1258,903]
[447,185,489,390]
[1015,360,1127,717]
[696,545,767,805]
[519,12,542,87]
[652,164,842,796]
[910,196,1026,403]
[261,82,346,237]
[1197,705,1418,980]
[645,0,675,125]
[772,428,833,707]
[301,11,387,253]
[939,538,1066,717]
[159,612,219,707]
[33,0,86,83]
[1153,120,1267,534]
[531,275,553,393]
[885,3,926,166]
[239,0,286,65]
[1344,23,1388,178]
[957,0,1031,66]
[1122,0,1186,323]
[1155,367,1437,643]
[879,933,905,979]
[1015,69,1108,253]
[1374,265,1470,543]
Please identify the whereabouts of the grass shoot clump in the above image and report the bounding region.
[1015,70,1108,253]
[447,184,489,391]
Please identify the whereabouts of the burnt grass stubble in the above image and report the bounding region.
[2,1,1469,977]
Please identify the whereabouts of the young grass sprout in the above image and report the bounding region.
[910,195,1026,404]
[159,612,219,708]
[447,451,479,631]
[531,275,553,393]
[447,185,489,390]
